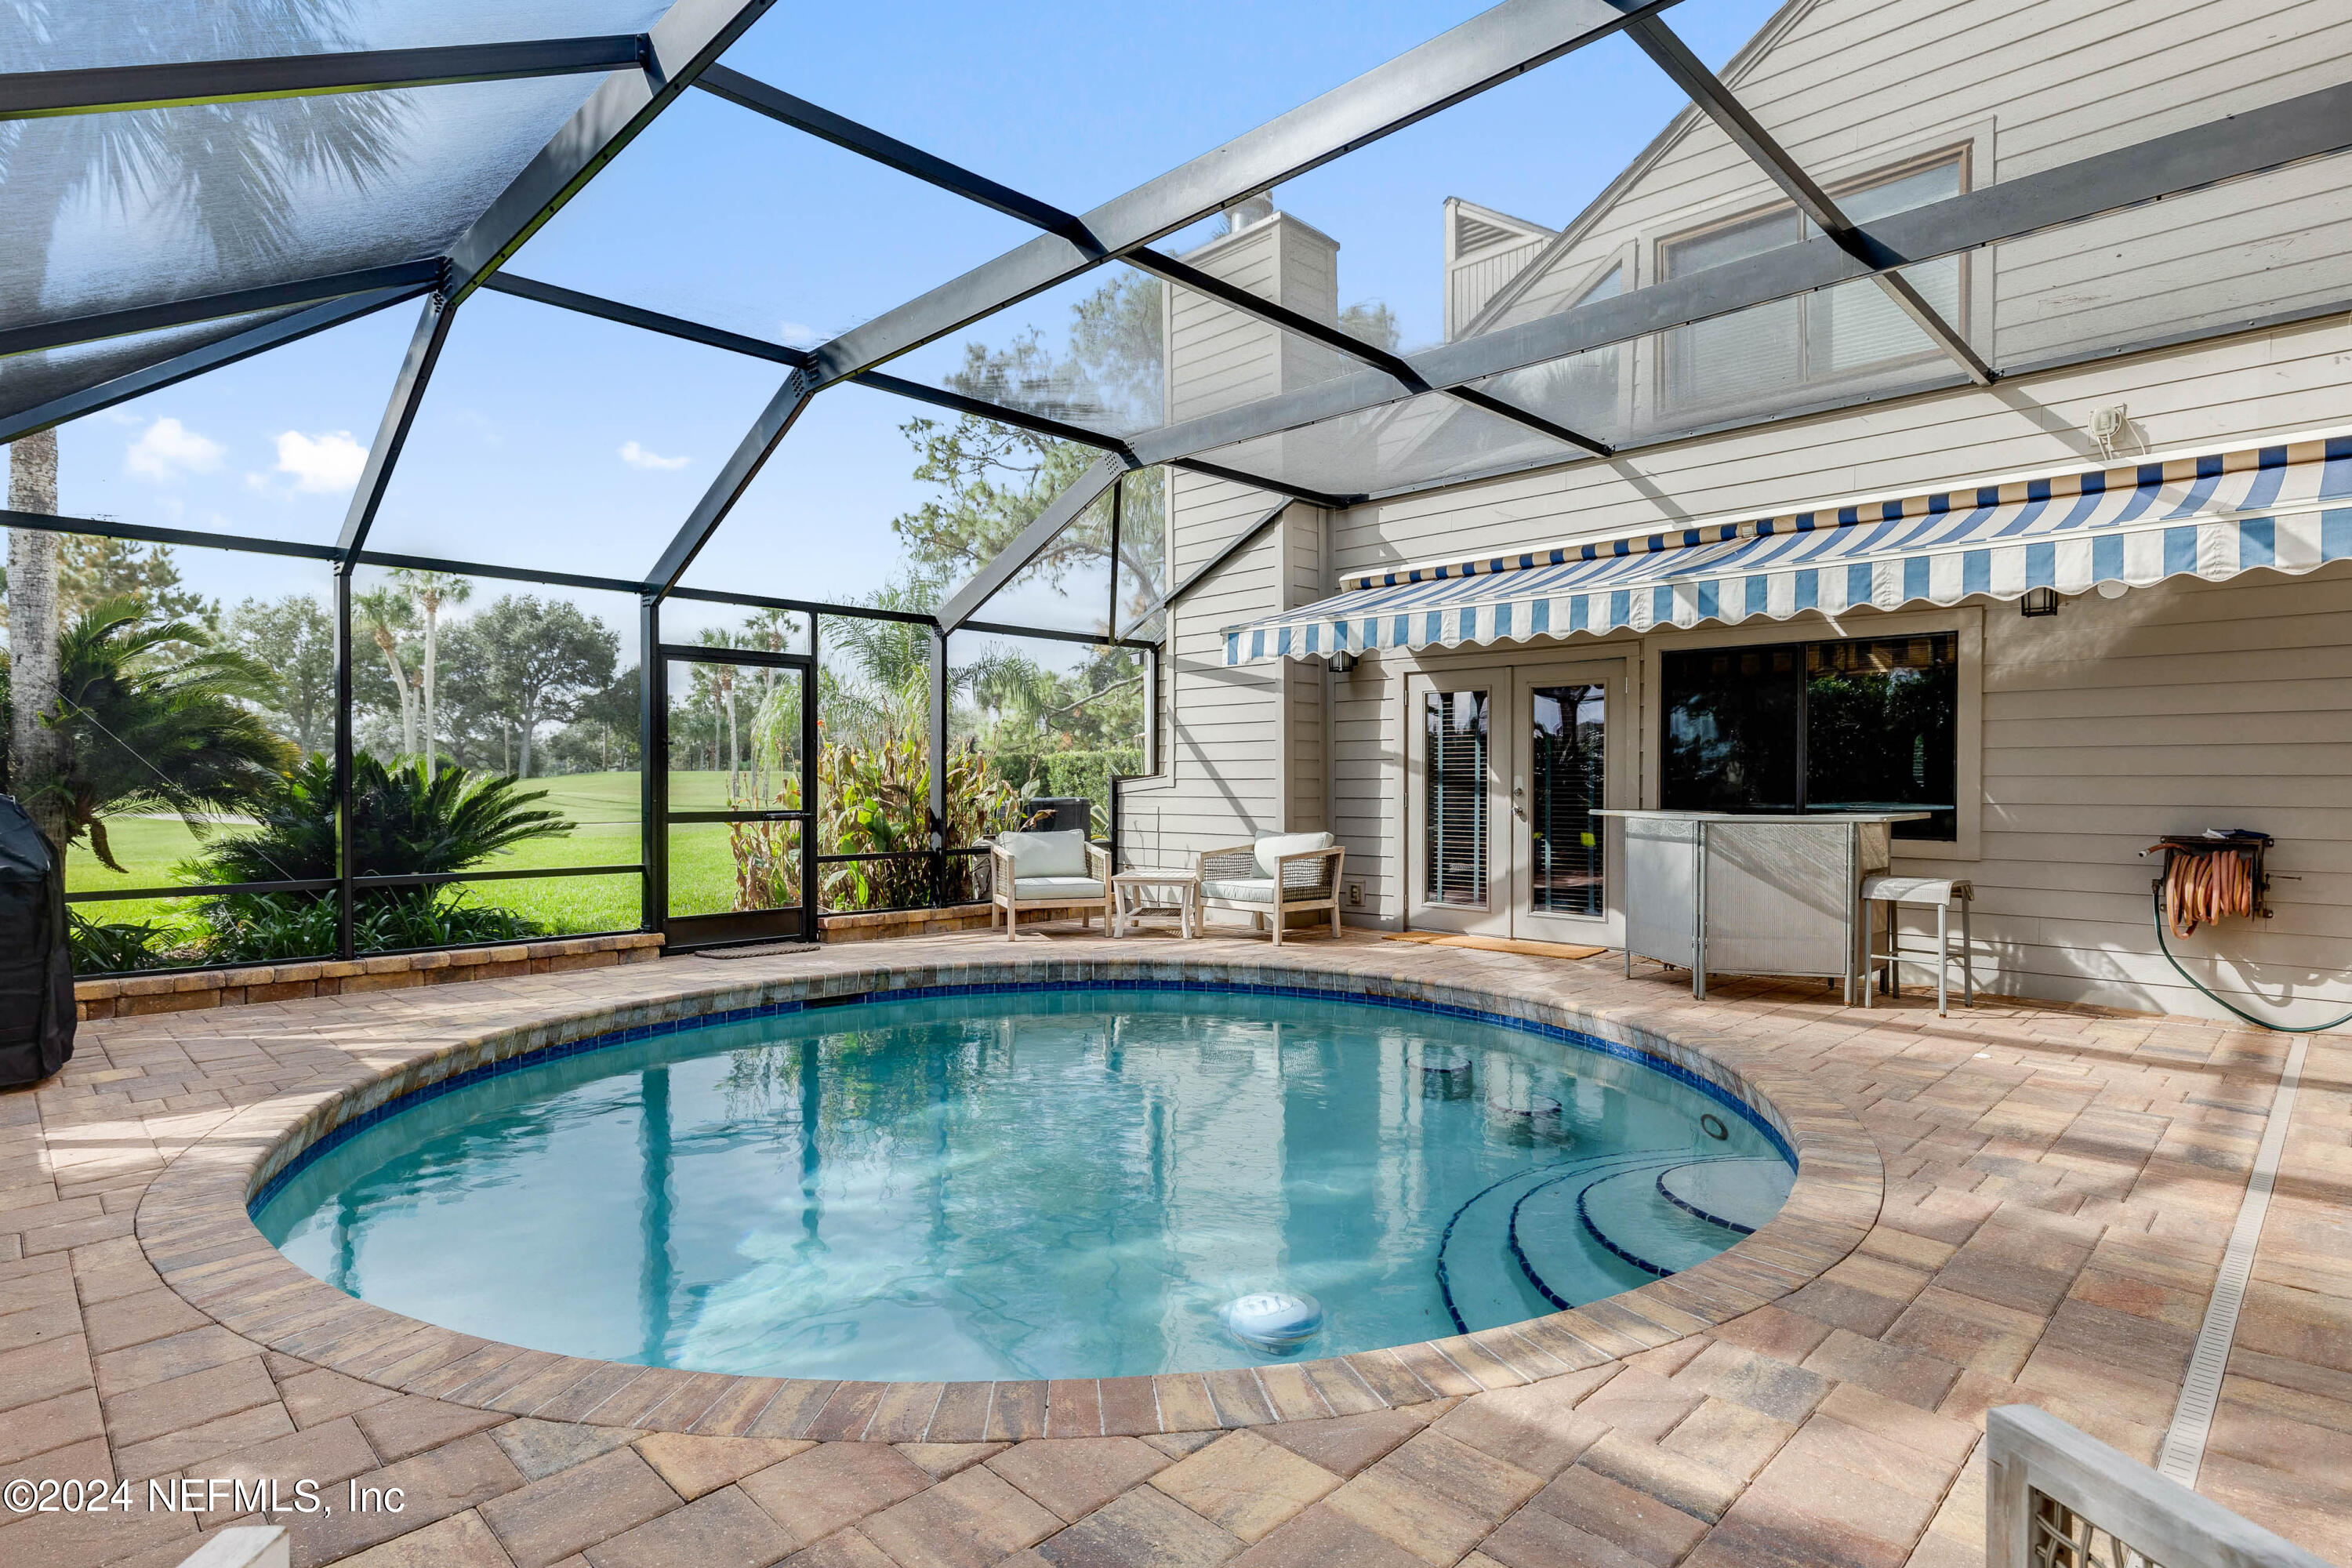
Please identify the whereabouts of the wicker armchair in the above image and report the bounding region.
[1194,832,1345,945]
[988,830,1114,940]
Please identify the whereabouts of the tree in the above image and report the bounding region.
[60,536,216,626]
[388,568,470,780]
[2,0,403,850]
[354,586,420,760]
[463,596,619,778]
[543,666,639,775]
[226,594,335,758]
[5,436,64,848]
[39,597,294,877]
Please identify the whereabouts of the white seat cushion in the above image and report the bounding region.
[1011,875,1105,902]
[1200,877,1277,904]
[996,830,1091,879]
[1253,831,1334,877]
[1861,875,1968,905]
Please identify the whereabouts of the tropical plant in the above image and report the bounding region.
[354,585,421,758]
[200,887,539,964]
[187,752,572,961]
[66,913,187,975]
[38,596,295,877]
[2,0,405,844]
[190,751,572,887]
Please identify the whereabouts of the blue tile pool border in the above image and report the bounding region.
[249,975,1795,1218]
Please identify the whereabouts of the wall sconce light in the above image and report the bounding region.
[1327,651,1359,674]
[2020,587,2061,618]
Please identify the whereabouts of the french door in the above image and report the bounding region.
[1405,659,1628,946]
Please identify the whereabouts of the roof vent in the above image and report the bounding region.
[1455,214,1522,255]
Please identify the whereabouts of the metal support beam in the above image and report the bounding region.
[441,0,783,303]
[927,626,949,907]
[1105,78,2352,480]
[1132,244,1613,456]
[337,294,458,557]
[0,262,443,361]
[696,66,1092,242]
[641,597,666,931]
[805,0,1673,383]
[936,452,1130,634]
[1626,14,1992,384]
[1124,499,1293,628]
[483,273,806,365]
[332,567,357,962]
[0,35,649,120]
[0,284,426,444]
[647,368,817,593]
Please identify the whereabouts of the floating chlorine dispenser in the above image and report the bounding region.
[1220,1290,1325,1354]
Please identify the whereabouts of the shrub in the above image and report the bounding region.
[67,913,188,975]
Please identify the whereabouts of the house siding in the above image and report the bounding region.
[1128,0,2352,1023]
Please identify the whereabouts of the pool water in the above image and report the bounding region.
[255,989,1789,1381]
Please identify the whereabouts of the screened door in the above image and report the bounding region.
[1511,660,1626,947]
[1406,670,1507,935]
[655,643,815,948]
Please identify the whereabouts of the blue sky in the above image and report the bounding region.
[43,0,1780,639]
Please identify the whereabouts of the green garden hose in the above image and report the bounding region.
[2150,884,2352,1033]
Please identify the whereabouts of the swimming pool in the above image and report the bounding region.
[253,985,1791,1381]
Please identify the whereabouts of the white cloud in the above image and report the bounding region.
[619,440,691,471]
[125,417,224,483]
[777,320,822,348]
[270,429,367,494]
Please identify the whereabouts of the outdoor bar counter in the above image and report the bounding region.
[1593,810,1932,1002]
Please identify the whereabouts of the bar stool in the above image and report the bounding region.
[1861,875,1974,1015]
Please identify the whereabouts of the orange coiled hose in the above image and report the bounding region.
[2159,847,2257,938]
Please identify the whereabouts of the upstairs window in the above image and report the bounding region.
[1661,156,1965,412]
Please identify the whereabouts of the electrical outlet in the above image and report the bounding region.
[1348,881,1363,907]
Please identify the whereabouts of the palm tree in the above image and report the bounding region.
[354,586,419,758]
[2,0,405,845]
[389,568,470,780]
[39,597,295,877]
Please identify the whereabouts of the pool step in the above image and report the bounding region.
[1657,1157,1794,1235]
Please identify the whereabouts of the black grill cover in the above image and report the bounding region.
[0,796,74,1086]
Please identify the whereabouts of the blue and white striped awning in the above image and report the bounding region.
[1224,435,2352,664]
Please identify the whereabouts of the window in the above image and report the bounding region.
[1661,156,1965,411]
[1424,690,1489,906]
[1529,684,1605,916]
[1662,634,1958,840]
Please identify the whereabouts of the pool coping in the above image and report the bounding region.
[132,953,1886,1440]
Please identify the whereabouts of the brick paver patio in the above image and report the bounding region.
[2,926,2343,1568]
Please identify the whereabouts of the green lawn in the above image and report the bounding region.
[66,771,764,942]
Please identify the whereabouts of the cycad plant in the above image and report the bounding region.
[42,597,295,877]
[188,752,574,960]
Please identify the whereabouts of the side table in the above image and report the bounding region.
[1110,869,1200,938]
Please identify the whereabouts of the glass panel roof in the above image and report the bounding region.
[508,86,1037,354]
[47,302,420,544]
[0,306,302,424]
[364,288,785,579]
[0,74,612,325]
[721,0,1500,214]
[1193,387,1584,500]
[878,262,1165,437]
[3,2,669,73]
[675,379,974,605]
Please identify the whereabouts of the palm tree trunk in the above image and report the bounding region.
[421,600,439,783]
[372,635,417,758]
[7,430,70,859]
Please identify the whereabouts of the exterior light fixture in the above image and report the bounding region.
[2020,587,2061,617]
[1327,651,1359,674]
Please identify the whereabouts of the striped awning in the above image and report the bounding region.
[1223,434,2352,664]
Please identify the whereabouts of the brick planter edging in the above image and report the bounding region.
[74,931,664,1019]
[132,951,1886,1442]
